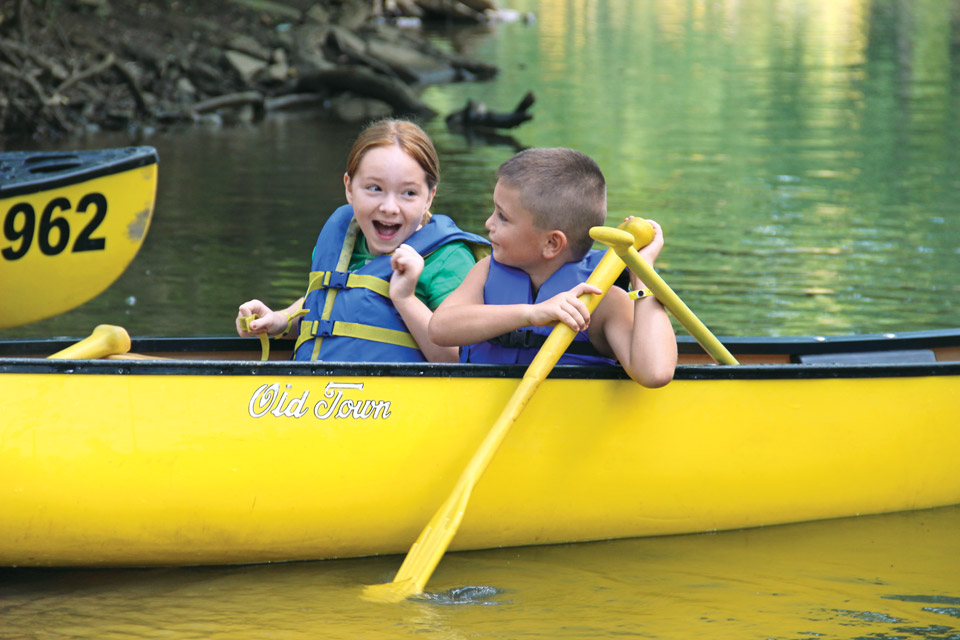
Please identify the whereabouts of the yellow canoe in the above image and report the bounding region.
[0,330,958,567]
[0,147,158,329]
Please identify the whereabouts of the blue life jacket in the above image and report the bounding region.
[293,205,488,362]
[460,250,618,366]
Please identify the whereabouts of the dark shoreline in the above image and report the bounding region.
[0,0,511,143]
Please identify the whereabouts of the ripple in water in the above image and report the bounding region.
[418,585,506,606]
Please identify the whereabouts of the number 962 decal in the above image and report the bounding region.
[2,193,107,261]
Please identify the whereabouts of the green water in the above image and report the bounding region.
[2,0,959,339]
[2,507,959,639]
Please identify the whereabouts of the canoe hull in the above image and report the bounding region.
[2,357,957,567]
[0,147,157,329]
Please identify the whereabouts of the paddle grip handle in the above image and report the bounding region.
[48,324,131,359]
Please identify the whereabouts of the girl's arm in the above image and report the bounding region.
[390,244,459,363]
[236,297,304,338]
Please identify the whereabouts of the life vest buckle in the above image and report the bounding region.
[326,270,350,289]
[493,329,541,349]
[309,318,335,337]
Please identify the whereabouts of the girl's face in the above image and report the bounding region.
[344,144,436,256]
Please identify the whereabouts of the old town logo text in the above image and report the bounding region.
[248,382,392,420]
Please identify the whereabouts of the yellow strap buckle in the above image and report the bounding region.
[240,314,270,361]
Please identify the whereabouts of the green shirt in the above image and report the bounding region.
[347,235,477,310]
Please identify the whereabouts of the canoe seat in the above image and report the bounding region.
[797,349,936,365]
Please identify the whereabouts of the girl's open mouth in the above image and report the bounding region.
[373,221,401,238]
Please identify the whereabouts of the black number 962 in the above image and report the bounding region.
[2,193,107,260]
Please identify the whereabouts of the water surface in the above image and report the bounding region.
[2,507,958,639]
[2,0,958,338]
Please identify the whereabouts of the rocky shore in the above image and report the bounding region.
[0,0,523,142]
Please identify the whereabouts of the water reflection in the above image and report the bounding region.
[2,506,957,639]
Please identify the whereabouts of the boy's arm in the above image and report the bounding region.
[591,287,677,388]
[429,257,601,346]
[590,218,677,387]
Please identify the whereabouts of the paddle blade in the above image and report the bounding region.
[48,325,131,359]
[362,578,420,604]
[362,379,535,603]
[361,488,471,603]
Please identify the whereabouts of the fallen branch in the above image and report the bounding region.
[0,60,54,105]
[193,90,265,115]
[111,59,151,115]
[57,52,115,94]
[265,93,326,112]
[297,64,436,116]
[0,36,69,80]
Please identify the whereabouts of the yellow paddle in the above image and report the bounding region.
[362,221,654,603]
[590,224,739,365]
[47,324,131,359]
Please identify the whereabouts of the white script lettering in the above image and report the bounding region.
[248,381,391,420]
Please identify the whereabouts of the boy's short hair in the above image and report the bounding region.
[497,148,607,259]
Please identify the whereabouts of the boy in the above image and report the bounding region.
[428,148,677,387]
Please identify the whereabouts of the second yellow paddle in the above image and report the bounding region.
[589,223,738,365]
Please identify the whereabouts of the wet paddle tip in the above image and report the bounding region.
[361,579,421,604]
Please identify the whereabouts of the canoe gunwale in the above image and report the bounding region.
[2,327,957,356]
[0,146,158,199]
[1,328,958,380]
[1,356,958,380]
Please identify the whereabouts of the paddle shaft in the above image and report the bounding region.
[47,325,131,359]
[362,247,632,603]
[618,246,738,365]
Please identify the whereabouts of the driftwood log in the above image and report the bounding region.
[297,65,437,117]
[445,91,535,130]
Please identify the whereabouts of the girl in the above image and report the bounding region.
[236,119,487,363]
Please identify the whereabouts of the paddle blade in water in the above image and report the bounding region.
[362,578,418,604]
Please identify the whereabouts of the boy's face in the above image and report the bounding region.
[345,144,436,256]
[486,180,550,270]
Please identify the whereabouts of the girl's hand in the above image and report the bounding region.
[389,243,425,302]
[527,282,603,332]
[236,299,286,336]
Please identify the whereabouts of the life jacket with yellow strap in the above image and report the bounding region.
[292,204,489,362]
[460,251,618,366]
